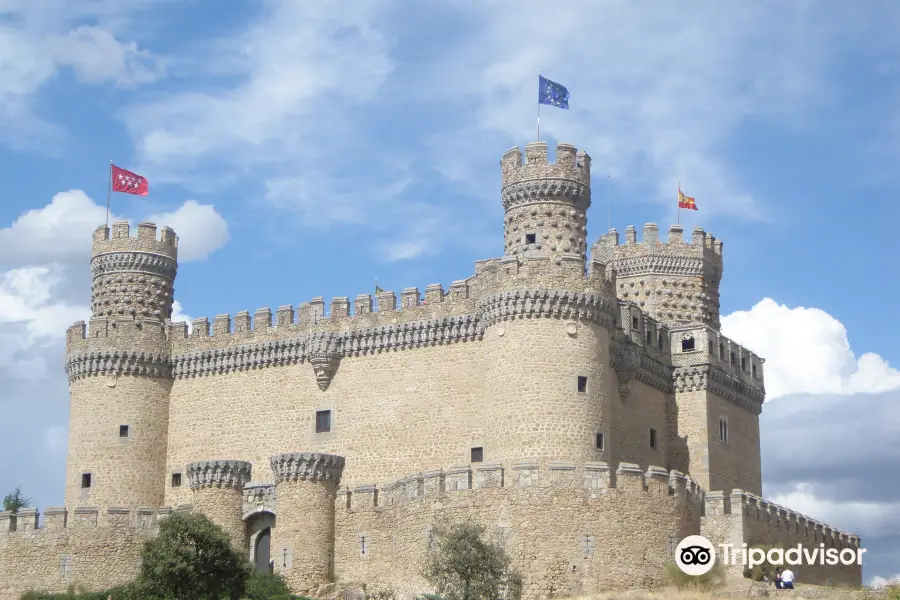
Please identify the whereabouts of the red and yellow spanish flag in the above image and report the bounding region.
[678,186,698,211]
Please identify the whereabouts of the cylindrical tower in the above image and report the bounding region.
[478,142,617,469]
[500,141,591,259]
[63,221,178,511]
[187,460,252,549]
[269,452,344,595]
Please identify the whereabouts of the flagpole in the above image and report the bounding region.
[106,160,112,227]
[537,70,541,141]
[606,174,611,231]
[677,181,680,225]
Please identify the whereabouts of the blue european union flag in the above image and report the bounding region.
[539,75,569,109]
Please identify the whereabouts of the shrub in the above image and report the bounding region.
[740,543,785,583]
[422,520,522,600]
[244,571,291,599]
[134,512,251,600]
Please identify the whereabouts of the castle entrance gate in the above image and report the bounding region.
[245,511,276,572]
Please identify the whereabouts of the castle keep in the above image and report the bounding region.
[0,142,861,599]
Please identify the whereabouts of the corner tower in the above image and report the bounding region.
[501,142,591,260]
[592,224,723,329]
[63,221,178,511]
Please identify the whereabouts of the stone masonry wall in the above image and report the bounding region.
[0,507,171,600]
[335,461,704,600]
[701,490,862,587]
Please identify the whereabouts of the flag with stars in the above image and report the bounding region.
[111,164,149,196]
[539,75,570,109]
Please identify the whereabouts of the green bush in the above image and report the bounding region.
[422,520,522,600]
[244,571,291,599]
[20,583,139,600]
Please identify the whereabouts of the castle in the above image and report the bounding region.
[0,142,861,599]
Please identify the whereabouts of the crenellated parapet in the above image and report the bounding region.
[0,505,185,535]
[64,317,171,382]
[592,224,723,329]
[338,460,704,510]
[187,460,253,490]
[671,324,765,413]
[90,222,178,320]
[270,452,345,485]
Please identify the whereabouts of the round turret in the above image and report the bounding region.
[500,142,591,259]
[269,452,344,594]
[90,221,178,319]
[187,460,253,549]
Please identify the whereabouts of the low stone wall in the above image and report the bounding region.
[701,489,862,587]
[0,506,187,600]
[334,461,704,600]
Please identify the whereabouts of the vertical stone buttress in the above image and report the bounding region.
[63,221,177,511]
[187,460,252,549]
[269,452,344,594]
[479,143,617,467]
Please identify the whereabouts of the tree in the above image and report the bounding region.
[134,512,251,600]
[2,486,30,513]
[423,520,523,600]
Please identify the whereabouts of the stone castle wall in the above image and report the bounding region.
[334,461,704,599]
[702,490,862,587]
[0,506,187,600]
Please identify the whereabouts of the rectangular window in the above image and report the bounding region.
[595,432,604,450]
[81,473,91,489]
[658,334,663,350]
[631,316,639,330]
[649,428,657,449]
[315,410,331,433]
[646,330,652,344]
[681,337,695,352]
[741,357,747,371]
[525,233,536,245]
[719,419,729,444]
[752,364,758,378]
[171,473,182,487]
[119,425,129,438]
[577,375,588,393]
[471,447,484,463]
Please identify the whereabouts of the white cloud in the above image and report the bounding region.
[769,483,900,539]
[170,300,192,328]
[53,25,164,86]
[722,298,900,399]
[146,200,229,262]
[870,574,900,589]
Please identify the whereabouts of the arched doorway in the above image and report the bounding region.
[245,510,276,572]
[255,528,272,572]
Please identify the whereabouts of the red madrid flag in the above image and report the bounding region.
[111,164,149,196]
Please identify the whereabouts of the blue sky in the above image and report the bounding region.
[0,0,899,586]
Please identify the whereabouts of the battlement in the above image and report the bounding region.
[337,461,704,510]
[0,505,190,535]
[671,325,764,383]
[705,490,861,548]
[169,280,479,353]
[91,221,178,261]
[595,224,722,262]
[500,142,591,214]
[64,317,171,381]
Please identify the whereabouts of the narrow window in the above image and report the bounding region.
[471,447,484,463]
[81,473,92,489]
[719,419,729,444]
[119,425,129,438]
[741,357,747,371]
[752,364,757,378]
[658,333,663,350]
[359,534,368,555]
[681,337,695,352]
[708,340,713,353]
[171,473,182,487]
[631,316,639,330]
[577,376,588,393]
[525,233,536,245]
[646,330,652,344]
[315,410,332,433]
[595,432,604,450]
[649,428,657,449]
[730,351,736,365]
[719,343,724,357]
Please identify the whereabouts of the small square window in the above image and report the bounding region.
[681,337,695,352]
[595,432,604,450]
[119,425,129,438]
[81,473,92,489]
[315,410,332,433]
[577,376,588,393]
[171,473,182,487]
[525,233,536,245]
[649,428,657,449]
[471,447,484,463]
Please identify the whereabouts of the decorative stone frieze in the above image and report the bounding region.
[186,460,253,490]
[65,350,172,382]
[501,179,590,211]
[270,452,345,485]
[673,365,764,414]
[477,289,616,330]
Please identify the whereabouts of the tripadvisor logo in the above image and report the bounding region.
[675,535,717,576]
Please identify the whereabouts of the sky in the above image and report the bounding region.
[0,0,899,586]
